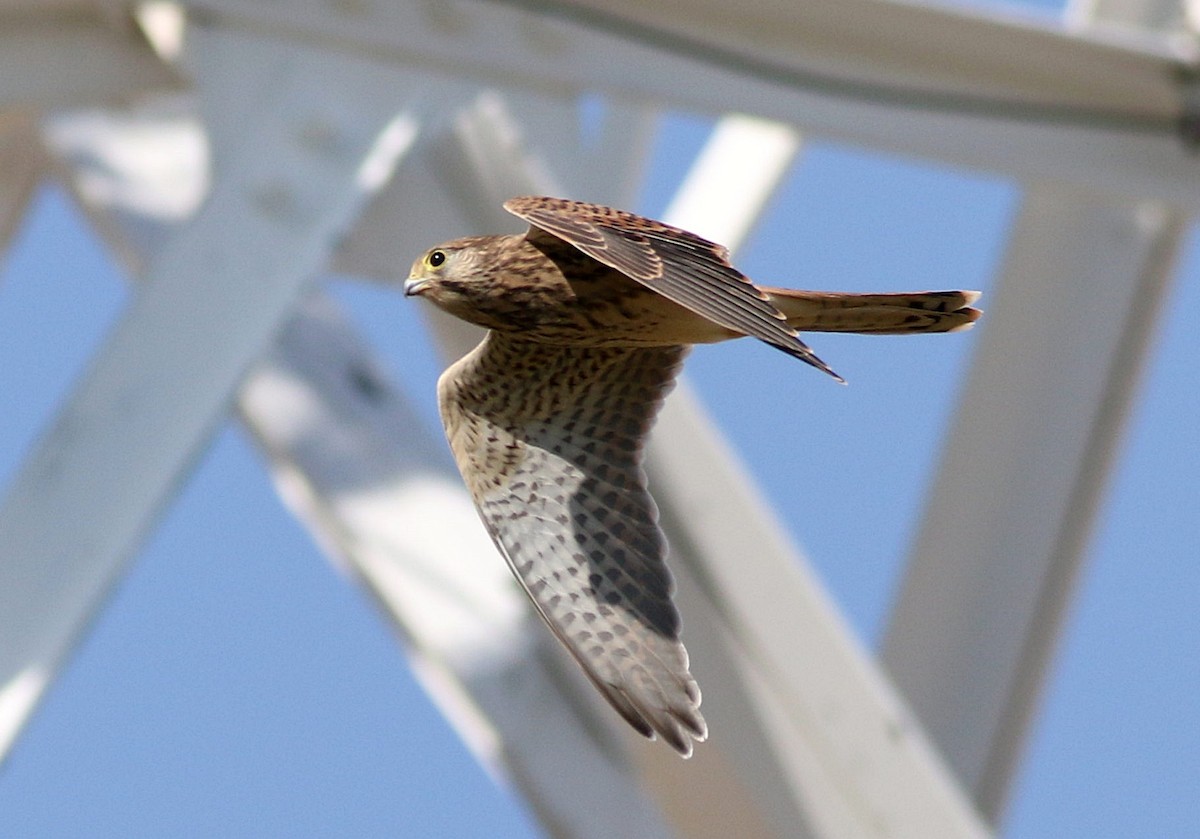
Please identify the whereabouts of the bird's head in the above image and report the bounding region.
[405,234,566,333]
[403,236,503,324]
[405,238,479,298]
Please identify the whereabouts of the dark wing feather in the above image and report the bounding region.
[438,332,706,755]
[504,195,843,380]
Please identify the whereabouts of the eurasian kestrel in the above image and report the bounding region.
[405,196,981,756]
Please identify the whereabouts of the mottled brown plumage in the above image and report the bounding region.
[405,196,981,756]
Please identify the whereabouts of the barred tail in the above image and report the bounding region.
[762,288,982,334]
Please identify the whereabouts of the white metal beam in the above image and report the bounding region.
[0,115,47,258]
[1069,0,1188,32]
[334,87,656,280]
[882,0,1190,821]
[238,294,675,839]
[887,189,1185,819]
[184,0,1200,210]
[42,99,209,270]
[344,97,993,839]
[15,3,1182,833]
[369,98,989,836]
[620,118,989,839]
[406,102,826,838]
[659,115,803,250]
[500,91,659,209]
[884,185,1184,821]
[0,27,416,761]
[39,87,682,837]
[645,389,992,839]
[0,7,178,110]
[354,99,925,837]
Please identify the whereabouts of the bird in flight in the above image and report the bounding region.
[405,196,981,756]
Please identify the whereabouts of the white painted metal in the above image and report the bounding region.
[335,88,654,276]
[646,389,991,839]
[1,0,1191,835]
[0,27,416,759]
[238,294,675,839]
[13,24,991,834]
[348,95,907,835]
[43,99,208,267]
[500,92,659,208]
[659,116,802,249]
[185,0,1200,209]
[0,115,46,256]
[620,121,989,839]
[0,5,178,110]
[885,186,1184,821]
[1069,0,1187,31]
[401,102,828,838]
[441,106,854,839]
[353,99,990,836]
[39,90,682,837]
[883,0,1190,822]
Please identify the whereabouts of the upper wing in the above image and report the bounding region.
[438,332,706,755]
[504,195,843,381]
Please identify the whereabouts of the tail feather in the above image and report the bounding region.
[762,288,982,334]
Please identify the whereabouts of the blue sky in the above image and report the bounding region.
[1,1,1197,836]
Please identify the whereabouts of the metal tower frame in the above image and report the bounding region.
[0,1,1194,836]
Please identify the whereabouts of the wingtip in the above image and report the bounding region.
[657,711,708,759]
[812,356,846,384]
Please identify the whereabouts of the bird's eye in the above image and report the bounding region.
[428,250,446,268]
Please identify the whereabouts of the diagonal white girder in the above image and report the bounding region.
[396,100,990,837]
[238,293,676,839]
[341,91,993,836]
[0,3,179,110]
[39,64,993,838]
[40,87,683,837]
[184,0,1200,210]
[883,0,1191,822]
[382,100,831,839]
[0,115,48,259]
[0,25,418,761]
[6,0,1189,834]
[627,121,990,839]
[247,97,684,837]
[883,186,1184,820]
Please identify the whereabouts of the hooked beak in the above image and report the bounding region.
[404,277,431,297]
